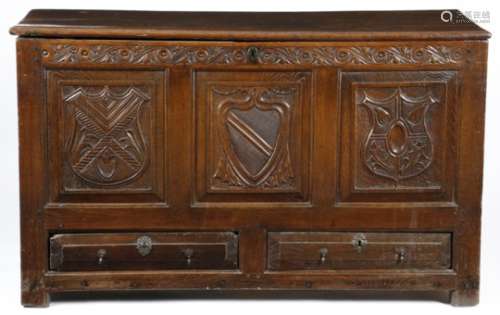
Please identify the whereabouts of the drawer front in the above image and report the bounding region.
[50,232,238,271]
[268,232,451,271]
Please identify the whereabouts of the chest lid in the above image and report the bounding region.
[10,9,490,41]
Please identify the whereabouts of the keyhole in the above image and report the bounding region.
[352,234,367,253]
[247,46,259,63]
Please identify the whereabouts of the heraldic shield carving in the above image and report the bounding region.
[211,86,295,189]
[359,87,439,184]
[63,86,150,186]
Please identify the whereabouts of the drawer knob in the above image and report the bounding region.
[97,248,106,265]
[395,248,406,264]
[136,236,153,256]
[319,247,328,264]
[352,233,368,253]
[247,46,259,64]
[183,248,194,265]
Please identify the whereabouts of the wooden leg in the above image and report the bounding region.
[18,39,50,308]
[22,286,49,307]
[449,43,486,308]
[450,289,479,306]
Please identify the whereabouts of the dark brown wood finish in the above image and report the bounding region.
[10,9,490,41]
[268,232,451,270]
[11,10,489,307]
[49,232,238,271]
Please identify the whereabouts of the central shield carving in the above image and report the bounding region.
[212,87,295,189]
[228,106,281,176]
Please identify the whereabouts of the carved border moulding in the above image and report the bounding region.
[43,44,468,65]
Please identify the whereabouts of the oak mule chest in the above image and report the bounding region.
[10,9,490,306]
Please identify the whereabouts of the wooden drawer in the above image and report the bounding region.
[268,232,451,271]
[50,232,238,271]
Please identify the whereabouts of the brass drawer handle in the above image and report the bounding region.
[183,248,194,265]
[395,248,407,264]
[136,235,153,256]
[319,247,328,264]
[247,46,259,64]
[352,233,368,253]
[97,248,106,265]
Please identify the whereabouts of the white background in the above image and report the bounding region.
[0,0,498,313]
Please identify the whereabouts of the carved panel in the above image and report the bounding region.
[195,71,312,204]
[63,86,150,186]
[211,86,295,190]
[47,71,166,202]
[42,43,469,66]
[339,71,458,203]
[360,87,437,185]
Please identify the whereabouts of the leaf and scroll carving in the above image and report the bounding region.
[45,44,467,65]
[210,86,296,190]
[63,86,150,186]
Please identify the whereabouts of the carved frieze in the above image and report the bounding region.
[44,44,468,65]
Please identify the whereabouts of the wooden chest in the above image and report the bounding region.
[10,9,490,306]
